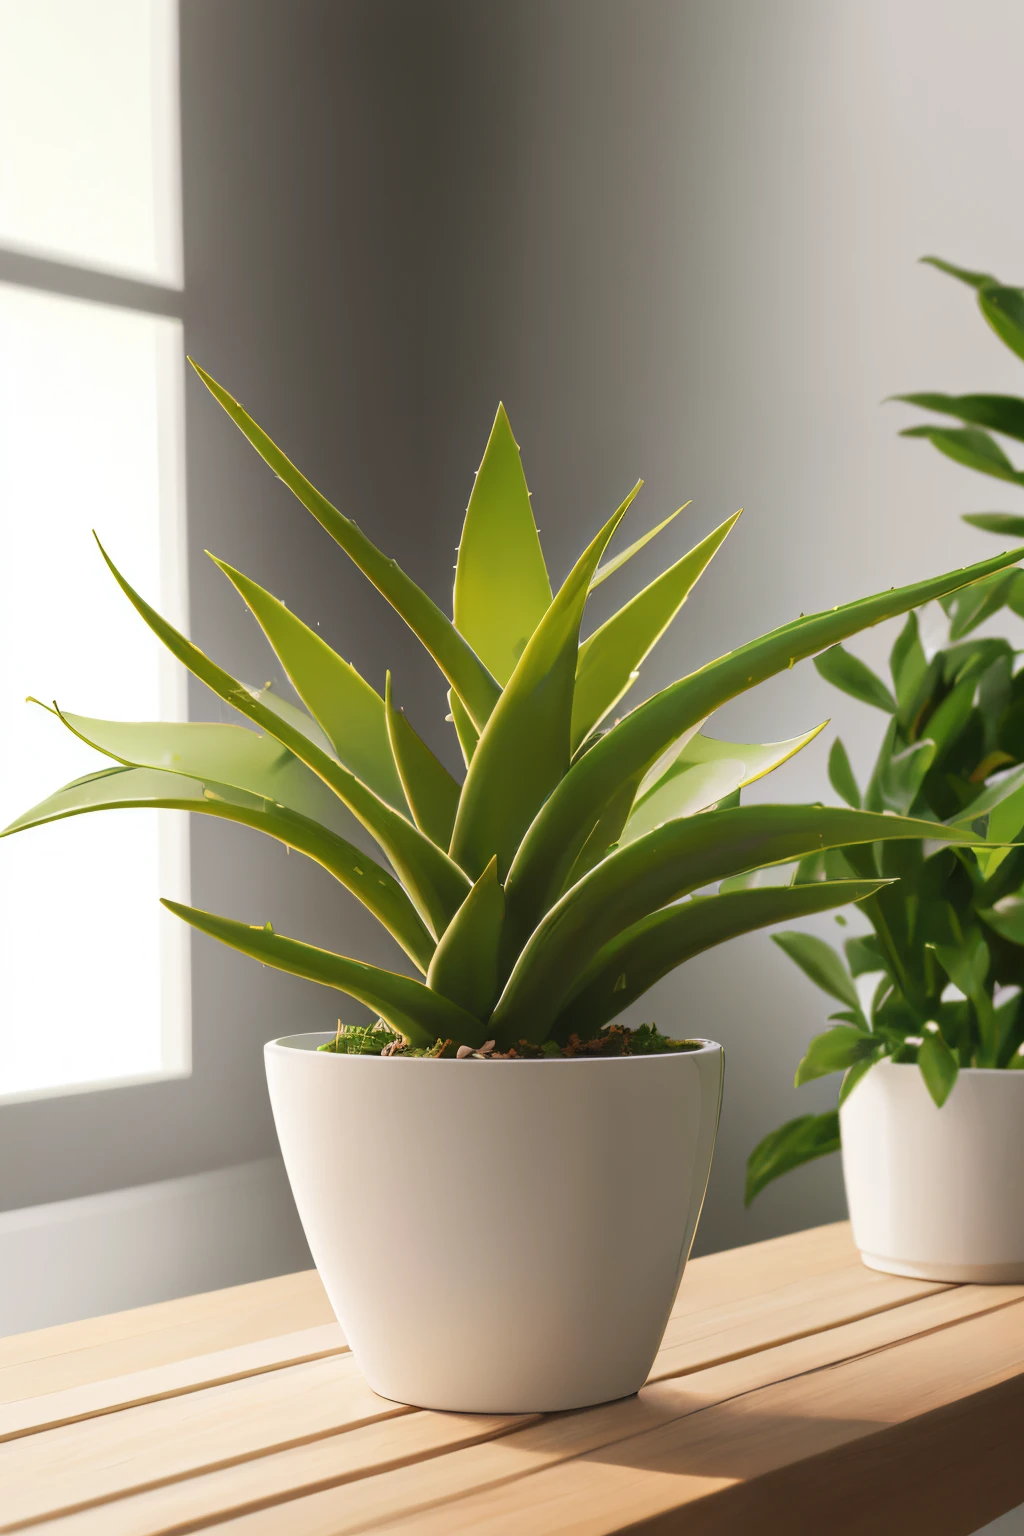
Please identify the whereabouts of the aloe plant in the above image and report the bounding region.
[4,364,1019,1058]
[747,256,1024,1203]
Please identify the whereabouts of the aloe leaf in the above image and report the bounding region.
[963,512,1024,538]
[3,766,434,972]
[588,504,688,591]
[384,674,460,849]
[452,404,552,687]
[448,689,479,767]
[745,1112,840,1205]
[979,283,1024,365]
[920,255,996,290]
[814,645,896,712]
[450,489,636,881]
[426,856,504,1020]
[210,555,407,812]
[504,544,1024,936]
[620,724,825,845]
[94,537,470,937]
[43,707,350,834]
[571,511,741,751]
[828,738,860,809]
[554,880,886,1041]
[494,804,958,1045]
[892,392,1024,445]
[190,361,501,731]
[562,772,645,889]
[244,686,333,752]
[900,425,1024,487]
[162,899,484,1048]
[771,931,860,1009]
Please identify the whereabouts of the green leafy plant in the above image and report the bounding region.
[4,365,1018,1058]
[747,256,1024,1203]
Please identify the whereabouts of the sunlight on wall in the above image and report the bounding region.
[0,285,190,1099]
[0,0,182,285]
[0,0,189,1100]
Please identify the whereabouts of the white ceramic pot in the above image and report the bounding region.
[265,1032,723,1412]
[841,1059,1024,1282]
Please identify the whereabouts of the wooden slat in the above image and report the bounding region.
[0,1352,408,1530]
[89,1285,1021,1536]
[0,1269,333,1405]
[651,1260,944,1380]
[350,1293,1024,1536]
[0,1323,346,1441]
[23,1411,537,1536]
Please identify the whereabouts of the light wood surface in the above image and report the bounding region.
[3,1221,1022,1534]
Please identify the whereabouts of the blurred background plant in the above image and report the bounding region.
[747,257,1024,1205]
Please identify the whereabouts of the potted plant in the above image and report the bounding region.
[4,365,1017,1409]
[747,257,1024,1284]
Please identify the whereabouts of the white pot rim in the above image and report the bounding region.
[870,1057,1021,1079]
[266,1031,722,1067]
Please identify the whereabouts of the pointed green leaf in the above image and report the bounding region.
[426,855,504,1021]
[900,425,1024,487]
[838,1055,877,1106]
[588,504,688,591]
[3,765,434,972]
[814,644,896,712]
[384,674,460,850]
[892,392,1024,444]
[162,899,484,1048]
[494,804,963,1046]
[877,739,936,816]
[963,512,1024,538]
[247,686,335,754]
[554,880,887,1041]
[794,1025,875,1086]
[448,689,479,767]
[450,489,635,881]
[889,612,929,724]
[94,537,470,938]
[571,511,741,751]
[772,931,861,1009]
[453,404,551,687]
[918,1022,959,1107]
[190,361,501,731]
[935,933,990,1000]
[560,772,645,889]
[504,543,1024,937]
[979,283,1024,364]
[920,255,996,290]
[621,724,825,845]
[210,555,407,812]
[828,738,860,809]
[45,708,350,834]
[980,896,1024,946]
[745,1113,840,1205]
[944,569,1018,639]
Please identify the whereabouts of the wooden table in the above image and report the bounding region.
[2,1221,1023,1535]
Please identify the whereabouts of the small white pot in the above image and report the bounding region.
[265,1033,723,1412]
[841,1058,1024,1283]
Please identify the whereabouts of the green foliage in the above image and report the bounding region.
[5,371,1018,1056]
[745,1112,841,1205]
[750,253,1024,1199]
